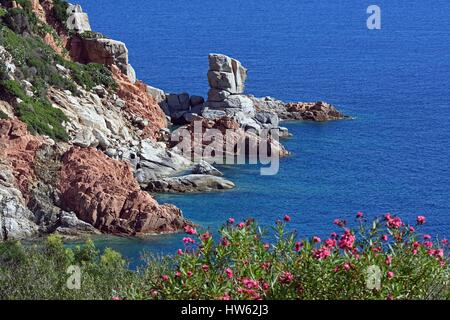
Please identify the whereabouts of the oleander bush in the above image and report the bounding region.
[0,213,448,300]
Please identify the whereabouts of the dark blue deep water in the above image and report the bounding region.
[75,0,450,261]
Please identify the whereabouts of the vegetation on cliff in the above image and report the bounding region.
[0,214,448,300]
[0,0,116,141]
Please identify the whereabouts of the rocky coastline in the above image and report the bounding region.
[0,1,348,240]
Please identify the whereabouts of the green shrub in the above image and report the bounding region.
[79,31,106,39]
[0,79,69,141]
[0,110,8,119]
[0,7,7,18]
[52,0,69,26]
[0,214,448,300]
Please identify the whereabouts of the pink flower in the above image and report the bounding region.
[221,293,231,300]
[338,229,355,250]
[330,232,338,239]
[228,217,235,224]
[333,219,346,227]
[412,241,420,249]
[387,217,403,229]
[261,282,270,291]
[225,268,234,279]
[242,278,258,289]
[381,235,388,242]
[112,296,121,300]
[183,237,195,245]
[356,212,364,219]
[442,239,449,245]
[221,237,231,247]
[201,232,211,241]
[161,275,169,282]
[385,256,392,266]
[409,226,415,233]
[201,264,210,272]
[261,262,271,270]
[184,225,197,235]
[343,263,351,271]
[313,246,331,260]
[416,216,426,225]
[434,249,444,259]
[313,236,321,243]
[279,271,294,284]
[424,241,433,248]
[150,289,158,298]
[295,241,303,252]
[423,234,431,240]
[187,271,193,277]
[284,215,291,222]
[237,222,246,229]
[387,271,395,280]
[177,249,184,256]
[413,249,418,255]
[384,213,392,221]
[263,243,270,250]
[175,271,182,278]
[325,238,337,248]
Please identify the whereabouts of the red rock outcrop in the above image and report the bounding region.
[59,147,186,235]
[112,65,168,140]
[284,101,348,122]
[0,119,43,202]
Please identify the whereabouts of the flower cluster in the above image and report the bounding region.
[144,213,449,300]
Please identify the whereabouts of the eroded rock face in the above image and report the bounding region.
[69,36,136,82]
[0,119,43,200]
[112,65,168,141]
[0,164,39,240]
[0,119,43,240]
[48,87,135,150]
[59,147,187,235]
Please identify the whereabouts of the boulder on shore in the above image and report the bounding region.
[191,160,223,177]
[144,174,235,193]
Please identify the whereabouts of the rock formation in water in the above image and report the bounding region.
[251,97,349,122]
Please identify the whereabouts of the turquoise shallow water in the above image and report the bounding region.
[75,0,450,261]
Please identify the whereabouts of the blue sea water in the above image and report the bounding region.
[75,0,450,261]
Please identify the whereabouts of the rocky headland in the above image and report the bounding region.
[0,0,348,240]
